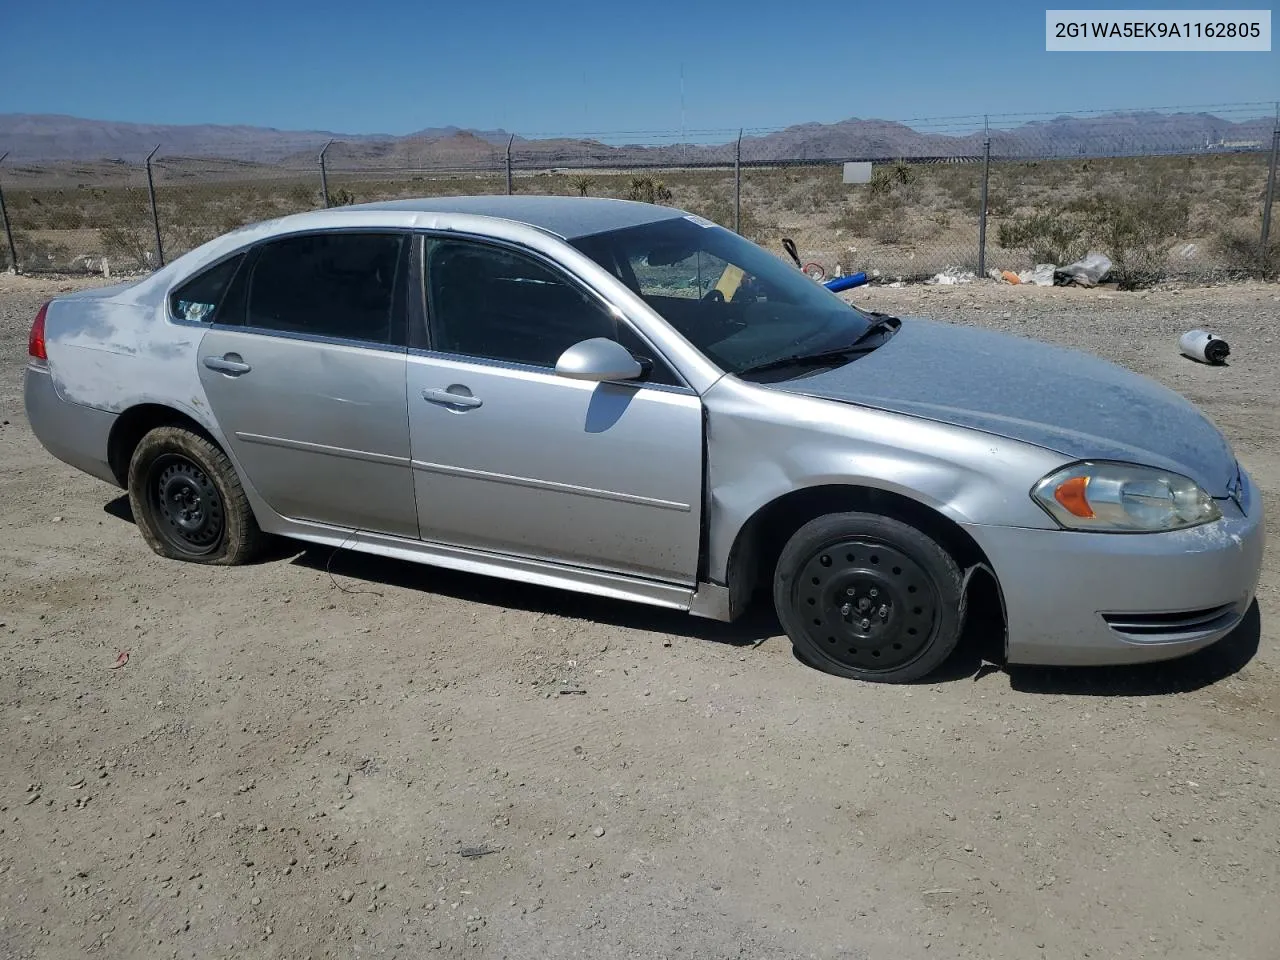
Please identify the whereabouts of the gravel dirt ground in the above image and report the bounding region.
[1,273,1277,960]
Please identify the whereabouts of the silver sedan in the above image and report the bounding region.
[23,196,1264,682]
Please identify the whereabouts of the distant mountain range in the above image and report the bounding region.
[0,110,1273,169]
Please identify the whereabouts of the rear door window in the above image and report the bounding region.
[245,232,406,345]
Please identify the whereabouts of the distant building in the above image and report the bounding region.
[1204,137,1264,152]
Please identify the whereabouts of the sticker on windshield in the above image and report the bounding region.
[683,214,717,228]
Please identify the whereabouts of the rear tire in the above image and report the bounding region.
[127,426,263,565]
[773,511,964,683]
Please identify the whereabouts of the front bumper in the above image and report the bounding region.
[964,466,1265,666]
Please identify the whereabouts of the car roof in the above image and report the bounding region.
[337,195,685,239]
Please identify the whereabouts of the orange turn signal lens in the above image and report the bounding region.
[1053,475,1094,518]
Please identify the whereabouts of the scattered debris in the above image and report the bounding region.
[1025,263,1056,287]
[824,271,868,292]
[1179,330,1230,365]
[108,651,129,670]
[1054,252,1112,287]
[592,826,606,838]
[558,687,586,696]
[460,845,499,859]
[926,267,975,285]
[1000,270,1021,285]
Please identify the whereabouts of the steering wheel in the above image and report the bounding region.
[702,288,725,303]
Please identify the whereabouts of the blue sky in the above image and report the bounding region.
[1,0,1275,135]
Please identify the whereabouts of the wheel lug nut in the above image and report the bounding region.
[840,603,852,617]
[869,588,879,598]
[859,619,871,630]
[846,588,855,597]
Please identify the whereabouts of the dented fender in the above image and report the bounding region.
[700,376,1070,586]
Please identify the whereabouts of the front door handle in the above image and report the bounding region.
[422,387,482,410]
[203,354,252,375]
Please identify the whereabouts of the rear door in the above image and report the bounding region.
[192,230,419,538]
[405,235,704,583]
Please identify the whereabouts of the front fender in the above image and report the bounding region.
[702,378,1068,585]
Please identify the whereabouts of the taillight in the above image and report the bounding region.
[28,301,49,361]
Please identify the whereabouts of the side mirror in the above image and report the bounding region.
[554,338,644,382]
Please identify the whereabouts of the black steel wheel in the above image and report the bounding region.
[773,512,964,683]
[146,453,225,557]
[127,425,263,566]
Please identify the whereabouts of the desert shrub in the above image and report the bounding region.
[570,174,594,197]
[326,187,356,207]
[625,176,672,204]
[1214,229,1279,280]
[288,183,318,208]
[995,170,1193,287]
[996,209,1087,265]
[9,231,72,271]
[775,170,846,215]
[1071,177,1190,287]
[46,206,84,230]
[99,226,154,268]
[867,169,894,198]
[837,191,908,245]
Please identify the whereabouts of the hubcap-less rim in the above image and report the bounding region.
[793,538,939,672]
[147,454,224,556]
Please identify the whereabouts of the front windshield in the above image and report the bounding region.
[571,215,875,375]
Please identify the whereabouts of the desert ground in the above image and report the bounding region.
[1,273,1277,960]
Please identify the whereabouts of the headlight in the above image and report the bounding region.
[1031,461,1221,532]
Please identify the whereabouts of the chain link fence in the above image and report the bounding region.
[2,104,1277,285]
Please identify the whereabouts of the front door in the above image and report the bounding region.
[405,236,703,583]
[196,230,418,538]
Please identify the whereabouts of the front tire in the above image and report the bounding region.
[127,426,263,565]
[773,512,964,683]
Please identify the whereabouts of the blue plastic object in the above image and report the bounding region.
[824,272,868,292]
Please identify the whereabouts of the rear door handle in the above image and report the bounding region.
[203,355,252,375]
[422,387,482,410]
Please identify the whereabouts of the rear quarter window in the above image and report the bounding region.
[169,254,246,324]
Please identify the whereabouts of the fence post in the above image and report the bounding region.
[734,128,743,234]
[977,119,991,278]
[1262,126,1279,254]
[0,152,18,274]
[319,140,332,208]
[505,135,515,195]
[145,145,165,268]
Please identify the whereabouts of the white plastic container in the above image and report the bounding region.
[1178,330,1230,365]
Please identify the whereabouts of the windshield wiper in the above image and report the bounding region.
[737,344,873,376]
[848,312,900,347]
[736,314,901,376]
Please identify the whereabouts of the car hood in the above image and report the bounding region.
[766,317,1238,496]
